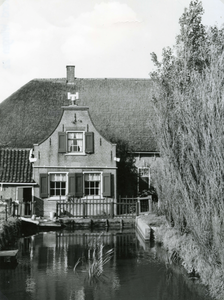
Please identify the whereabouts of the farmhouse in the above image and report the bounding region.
[0,66,159,217]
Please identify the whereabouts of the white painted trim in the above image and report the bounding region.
[33,166,117,169]
[64,153,86,156]
[48,172,69,196]
[83,171,103,198]
[47,196,66,201]
[0,183,37,185]
[48,172,69,174]
[66,130,85,155]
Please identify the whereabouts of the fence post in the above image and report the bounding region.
[12,202,15,217]
[31,201,35,216]
[110,200,114,219]
[69,201,71,217]
[19,203,22,216]
[5,203,7,221]
[56,202,58,218]
[136,198,140,216]
[83,202,86,218]
[72,197,74,217]
[148,196,152,213]
[8,198,12,215]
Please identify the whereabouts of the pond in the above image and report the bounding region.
[0,229,212,300]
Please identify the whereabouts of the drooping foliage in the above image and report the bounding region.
[150,0,224,282]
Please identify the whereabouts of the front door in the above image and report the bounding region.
[17,187,32,216]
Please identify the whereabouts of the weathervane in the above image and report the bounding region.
[67,92,79,105]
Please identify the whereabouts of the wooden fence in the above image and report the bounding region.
[0,196,154,220]
[56,196,153,219]
[0,200,34,220]
[57,198,114,218]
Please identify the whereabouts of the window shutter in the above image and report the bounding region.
[75,173,83,197]
[40,174,48,198]
[68,173,75,196]
[103,173,111,197]
[58,132,66,153]
[85,132,94,153]
[18,188,24,202]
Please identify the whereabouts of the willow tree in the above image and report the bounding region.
[150,0,224,263]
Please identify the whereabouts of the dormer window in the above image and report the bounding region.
[67,132,83,153]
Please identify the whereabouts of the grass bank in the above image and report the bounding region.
[154,222,224,300]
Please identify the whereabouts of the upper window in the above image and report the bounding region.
[67,132,83,153]
[58,131,94,154]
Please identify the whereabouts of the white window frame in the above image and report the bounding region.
[139,167,150,178]
[48,172,68,199]
[139,167,150,188]
[83,171,103,199]
[65,131,85,155]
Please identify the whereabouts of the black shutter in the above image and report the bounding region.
[85,132,94,154]
[68,173,75,196]
[40,174,48,198]
[58,132,66,153]
[103,173,111,197]
[75,173,83,197]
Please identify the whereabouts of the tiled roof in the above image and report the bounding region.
[0,78,158,152]
[0,149,34,183]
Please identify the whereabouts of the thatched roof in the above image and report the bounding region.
[0,77,157,152]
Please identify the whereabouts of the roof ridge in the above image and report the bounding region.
[34,77,151,81]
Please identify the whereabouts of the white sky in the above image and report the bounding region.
[0,0,224,103]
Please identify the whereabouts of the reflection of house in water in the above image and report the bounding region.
[0,232,207,300]
[17,231,138,299]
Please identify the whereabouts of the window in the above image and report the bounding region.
[67,132,83,153]
[139,167,150,192]
[58,131,94,154]
[84,173,101,196]
[139,167,149,178]
[50,173,67,196]
[39,172,112,198]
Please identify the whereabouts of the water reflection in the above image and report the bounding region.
[0,229,212,300]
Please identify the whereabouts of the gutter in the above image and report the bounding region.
[0,182,37,191]
[33,166,117,169]
[0,182,37,186]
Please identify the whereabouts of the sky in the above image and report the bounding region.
[0,0,224,103]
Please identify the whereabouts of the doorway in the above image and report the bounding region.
[17,187,32,216]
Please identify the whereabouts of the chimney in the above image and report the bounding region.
[66,65,75,84]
